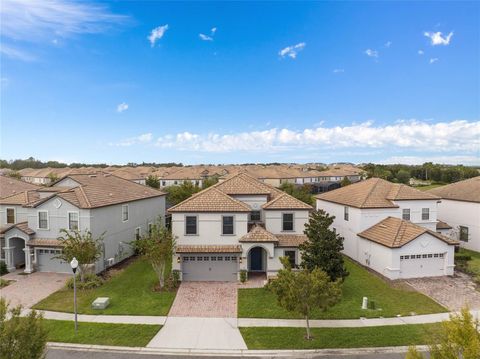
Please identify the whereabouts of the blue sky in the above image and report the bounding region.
[1,1,479,165]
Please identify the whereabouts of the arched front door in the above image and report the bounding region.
[248,246,266,272]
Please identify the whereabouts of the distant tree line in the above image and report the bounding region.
[361,162,479,184]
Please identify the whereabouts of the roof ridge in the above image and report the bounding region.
[77,186,92,208]
[387,183,402,200]
[361,178,382,207]
[393,218,407,247]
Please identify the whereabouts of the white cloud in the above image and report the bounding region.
[384,41,392,48]
[424,31,453,46]
[144,120,480,154]
[0,44,35,61]
[418,50,424,55]
[381,155,480,166]
[148,24,169,47]
[199,27,217,41]
[364,49,378,58]
[279,42,306,59]
[117,102,129,113]
[333,69,345,74]
[111,133,153,147]
[429,58,439,64]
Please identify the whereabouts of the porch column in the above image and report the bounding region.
[3,246,15,272]
[23,247,33,274]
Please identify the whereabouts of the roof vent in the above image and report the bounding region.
[89,174,97,178]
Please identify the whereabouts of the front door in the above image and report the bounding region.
[250,247,263,271]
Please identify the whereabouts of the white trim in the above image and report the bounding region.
[121,204,129,222]
[5,207,16,224]
[37,210,49,230]
[67,211,80,230]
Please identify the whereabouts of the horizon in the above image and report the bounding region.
[1,1,479,166]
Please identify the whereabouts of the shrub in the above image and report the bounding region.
[240,270,247,283]
[165,270,181,291]
[66,273,103,290]
[0,261,8,276]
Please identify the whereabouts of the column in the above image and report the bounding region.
[3,246,15,272]
[23,247,33,274]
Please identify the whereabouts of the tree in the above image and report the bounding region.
[269,257,342,339]
[300,210,349,281]
[146,175,160,189]
[0,298,48,359]
[396,169,411,184]
[47,172,58,183]
[279,182,314,206]
[6,171,21,180]
[55,229,104,282]
[340,176,352,187]
[164,181,201,206]
[132,220,175,290]
[202,175,219,189]
[405,307,480,359]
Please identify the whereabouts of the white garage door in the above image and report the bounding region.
[400,253,446,278]
[37,249,71,273]
[181,254,238,281]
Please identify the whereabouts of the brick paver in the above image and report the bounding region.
[406,272,480,311]
[1,270,69,308]
[169,282,237,317]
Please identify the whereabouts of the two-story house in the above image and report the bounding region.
[169,172,313,281]
[0,173,166,274]
[316,178,457,279]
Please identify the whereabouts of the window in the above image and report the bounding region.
[344,206,349,221]
[211,256,216,261]
[421,208,429,221]
[197,256,203,261]
[460,226,469,242]
[185,216,197,235]
[162,181,166,187]
[282,213,294,231]
[38,211,48,229]
[6,208,15,224]
[135,227,141,240]
[204,256,209,261]
[402,209,410,221]
[68,212,79,230]
[284,250,296,268]
[183,257,189,262]
[222,216,234,235]
[122,205,129,222]
[250,211,261,222]
[189,256,195,261]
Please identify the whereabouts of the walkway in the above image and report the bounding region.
[1,270,69,308]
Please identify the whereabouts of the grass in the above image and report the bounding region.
[240,323,441,349]
[34,259,176,315]
[44,320,160,347]
[238,258,446,319]
[414,183,445,191]
[456,248,480,284]
[0,278,13,288]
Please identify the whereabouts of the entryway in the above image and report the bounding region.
[248,246,267,272]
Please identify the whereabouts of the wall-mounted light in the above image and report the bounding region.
[239,257,243,264]
[177,257,181,263]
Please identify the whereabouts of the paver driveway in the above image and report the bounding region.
[406,272,480,311]
[169,282,237,317]
[1,270,69,308]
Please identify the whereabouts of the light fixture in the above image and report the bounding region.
[177,257,181,263]
[239,257,243,264]
[70,257,78,273]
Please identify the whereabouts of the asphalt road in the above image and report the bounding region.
[45,347,428,359]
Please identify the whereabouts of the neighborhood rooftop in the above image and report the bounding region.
[428,176,480,203]
[0,175,39,199]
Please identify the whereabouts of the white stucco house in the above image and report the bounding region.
[316,178,458,280]
[0,173,166,273]
[428,177,480,252]
[170,172,313,281]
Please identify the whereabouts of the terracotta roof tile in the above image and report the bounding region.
[239,225,278,242]
[436,220,452,230]
[262,192,313,210]
[358,217,458,248]
[428,177,480,203]
[0,221,35,237]
[276,234,308,247]
[0,176,39,199]
[27,238,64,247]
[175,245,242,253]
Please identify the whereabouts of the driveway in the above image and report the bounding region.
[1,270,69,308]
[169,282,238,318]
[405,272,480,311]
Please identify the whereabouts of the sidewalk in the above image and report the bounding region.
[38,310,166,325]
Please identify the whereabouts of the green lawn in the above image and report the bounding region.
[44,320,160,347]
[414,183,445,191]
[240,323,441,349]
[456,248,480,283]
[34,259,176,315]
[238,258,446,319]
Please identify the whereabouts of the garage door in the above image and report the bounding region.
[181,254,238,281]
[37,249,71,273]
[400,253,446,278]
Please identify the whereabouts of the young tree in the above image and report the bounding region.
[132,221,175,290]
[300,210,349,281]
[269,257,342,339]
[55,229,104,282]
[405,307,480,359]
[164,181,201,206]
[202,175,219,189]
[279,182,314,206]
[340,176,352,187]
[47,172,58,183]
[0,298,48,359]
[146,175,160,189]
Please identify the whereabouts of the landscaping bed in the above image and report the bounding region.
[34,259,176,315]
[455,248,480,286]
[238,258,446,319]
[44,320,160,347]
[240,323,441,349]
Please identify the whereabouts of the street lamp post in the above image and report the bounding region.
[70,257,79,334]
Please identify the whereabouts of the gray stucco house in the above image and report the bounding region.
[0,173,166,273]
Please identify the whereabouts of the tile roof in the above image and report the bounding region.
[239,225,279,242]
[316,178,440,208]
[436,220,452,230]
[276,234,308,247]
[428,177,480,203]
[0,176,39,199]
[0,190,42,206]
[358,217,458,248]
[0,222,35,238]
[175,245,242,253]
[168,187,251,213]
[262,192,313,210]
[27,238,64,247]
[214,172,281,196]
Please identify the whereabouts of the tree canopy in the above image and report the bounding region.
[279,182,314,206]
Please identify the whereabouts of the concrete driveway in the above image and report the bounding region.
[405,272,480,311]
[1,270,69,308]
[169,282,237,318]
